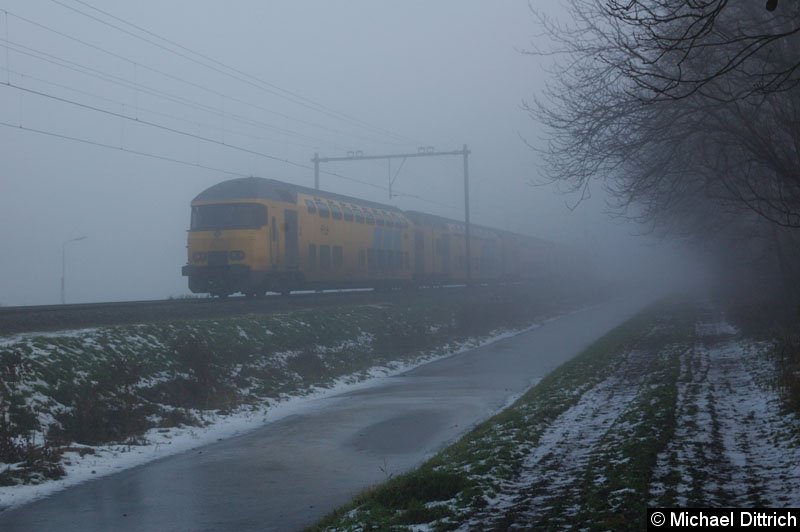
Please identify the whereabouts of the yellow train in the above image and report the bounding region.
[181,177,564,297]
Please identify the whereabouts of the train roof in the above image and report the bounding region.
[194,177,562,248]
[193,177,405,213]
[404,210,501,240]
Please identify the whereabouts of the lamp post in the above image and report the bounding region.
[61,236,87,304]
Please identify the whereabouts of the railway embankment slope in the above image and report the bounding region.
[0,283,607,510]
[311,299,800,531]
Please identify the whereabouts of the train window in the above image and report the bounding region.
[191,203,267,230]
[384,213,394,228]
[277,189,294,203]
[358,249,365,268]
[330,204,343,220]
[316,202,330,218]
[332,246,343,270]
[342,207,354,222]
[320,245,331,271]
[354,206,365,223]
[308,244,317,270]
[365,211,375,225]
[375,211,385,226]
[305,200,317,214]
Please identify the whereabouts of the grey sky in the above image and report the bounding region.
[0,1,691,305]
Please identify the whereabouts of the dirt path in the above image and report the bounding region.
[650,309,800,507]
[309,302,800,531]
[463,307,800,530]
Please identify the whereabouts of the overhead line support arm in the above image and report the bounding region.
[310,145,473,286]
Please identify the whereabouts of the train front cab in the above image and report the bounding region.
[185,206,306,296]
[182,200,275,296]
[183,178,324,297]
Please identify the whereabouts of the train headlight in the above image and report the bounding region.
[229,250,245,261]
[192,251,207,262]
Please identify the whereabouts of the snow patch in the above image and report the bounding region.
[0,322,544,512]
[650,315,800,507]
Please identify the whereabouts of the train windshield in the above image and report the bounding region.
[191,203,268,230]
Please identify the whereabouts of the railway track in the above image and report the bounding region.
[0,290,397,336]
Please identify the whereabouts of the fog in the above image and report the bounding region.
[0,0,700,306]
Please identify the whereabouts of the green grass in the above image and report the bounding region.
[0,284,597,486]
[310,300,696,531]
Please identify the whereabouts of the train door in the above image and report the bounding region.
[414,229,425,275]
[441,234,450,276]
[284,210,299,270]
[270,215,279,267]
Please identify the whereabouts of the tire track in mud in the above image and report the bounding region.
[469,321,679,530]
[319,303,800,531]
[650,311,800,507]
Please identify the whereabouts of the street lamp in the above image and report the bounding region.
[61,236,87,304]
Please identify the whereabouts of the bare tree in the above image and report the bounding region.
[602,0,800,102]
[528,0,800,310]
[529,0,800,228]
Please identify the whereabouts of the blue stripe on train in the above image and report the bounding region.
[372,227,401,250]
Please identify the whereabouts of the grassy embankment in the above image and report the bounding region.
[311,299,800,531]
[0,283,601,487]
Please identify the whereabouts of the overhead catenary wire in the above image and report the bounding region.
[0,64,331,151]
[0,53,460,209]
[3,10,9,85]
[0,38,354,152]
[0,116,460,214]
[3,9,398,149]
[1,80,322,168]
[49,0,420,146]
[0,79,395,191]
[320,157,462,212]
[0,41,336,148]
[0,118,257,178]
[0,3,460,213]
[0,115,400,195]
